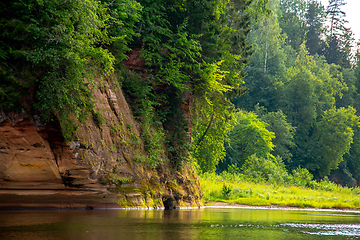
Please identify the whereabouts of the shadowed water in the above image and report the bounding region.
[1,207,360,240]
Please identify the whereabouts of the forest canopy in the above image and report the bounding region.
[233,0,360,186]
[1,0,360,187]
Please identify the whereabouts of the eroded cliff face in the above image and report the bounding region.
[0,75,201,209]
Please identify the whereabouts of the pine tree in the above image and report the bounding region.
[339,26,355,67]
[327,0,347,38]
[305,0,326,56]
[278,0,307,51]
[325,0,353,67]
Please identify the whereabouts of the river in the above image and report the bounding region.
[1,207,359,239]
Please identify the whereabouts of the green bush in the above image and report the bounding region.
[241,154,290,185]
[92,111,104,128]
[222,183,232,197]
[289,167,314,187]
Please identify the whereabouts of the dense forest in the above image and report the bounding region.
[1,0,360,189]
[225,0,360,187]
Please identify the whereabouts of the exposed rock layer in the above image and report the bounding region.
[0,75,201,209]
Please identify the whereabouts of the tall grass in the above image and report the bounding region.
[201,171,360,209]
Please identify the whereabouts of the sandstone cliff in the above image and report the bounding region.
[0,74,201,209]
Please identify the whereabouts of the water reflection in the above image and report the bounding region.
[1,208,360,240]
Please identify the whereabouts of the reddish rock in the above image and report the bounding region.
[0,75,201,209]
[124,49,146,71]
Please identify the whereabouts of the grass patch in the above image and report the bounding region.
[200,172,360,209]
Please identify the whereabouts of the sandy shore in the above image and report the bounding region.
[204,201,360,212]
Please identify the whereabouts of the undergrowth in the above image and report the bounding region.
[200,154,360,209]
[120,69,166,169]
[120,68,190,169]
[201,171,360,209]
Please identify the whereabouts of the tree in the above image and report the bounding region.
[305,0,326,56]
[325,36,343,66]
[187,0,270,172]
[241,154,289,184]
[278,0,307,51]
[338,26,355,67]
[0,0,124,140]
[103,0,142,62]
[354,42,360,112]
[307,107,360,178]
[336,68,357,108]
[337,129,360,186]
[327,0,347,38]
[279,44,347,170]
[233,0,286,112]
[217,110,275,172]
[325,0,354,67]
[128,0,267,170]
[259,109,296,164]
[191,62,239,172]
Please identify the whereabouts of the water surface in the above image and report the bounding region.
[1,207,360,239]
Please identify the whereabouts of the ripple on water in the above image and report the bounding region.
[280,223,360,236]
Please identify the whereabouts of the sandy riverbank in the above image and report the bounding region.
[204,201,360,212]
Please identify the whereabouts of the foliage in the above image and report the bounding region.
[92,111,104,128]
[255,106,296,163]
[5,0,360,189]
[0,0,124,140]
[307,107,360,178]
[108,169,133,185]
[158,0,266,171]
[278,44,348,171]
[278,0,307,51]
[120,70,166,169]
[305,0,326,56]
[289,167,314,188]
[338,128,360,187]
[327,0,347,38]
[226,0,360,186]
[0,0,145,141]
[325,0,355,68]
[0,0,270,171]
[127,0,260,169]
[103,0,142,62]
[139,100,167,169]
[222,183,232,197]
[241,154,290,185]
[218,111,275,172]
[233,0,286,111]
[336,68,357,108]
[200,172,360,209]
[191,61,241,172]
[192,97,237,172]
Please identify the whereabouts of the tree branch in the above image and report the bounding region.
[194,112,215,151]
[56,0,69,8]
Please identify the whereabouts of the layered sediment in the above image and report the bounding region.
[0,75,201,209]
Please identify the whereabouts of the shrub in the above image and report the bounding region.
[92,111,104,128]
[241,154,290,185]
[222,183,232,197]
[289,167,314,187]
